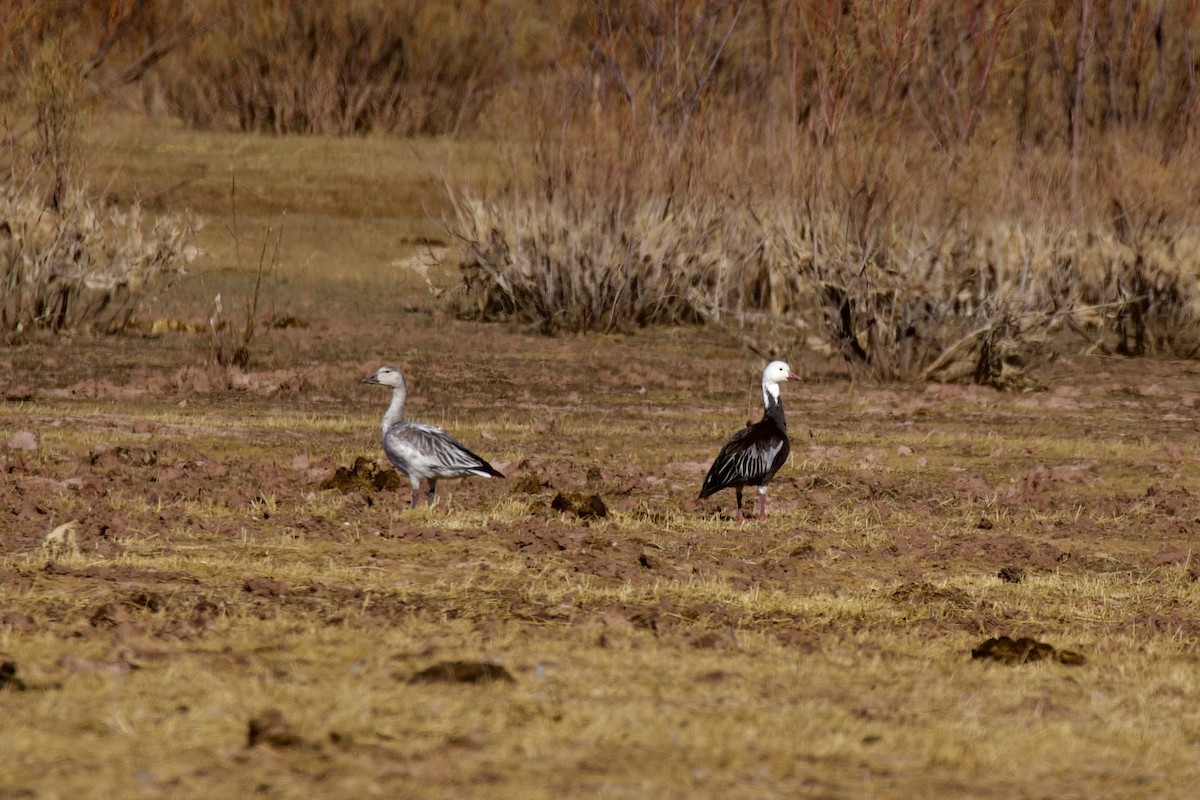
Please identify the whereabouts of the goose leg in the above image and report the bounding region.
[426,478,438,507]
[735,487,746,521]
[408,476,422,509]
[756,486,768,521]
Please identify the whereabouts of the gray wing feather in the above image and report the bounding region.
[385,422,497,478]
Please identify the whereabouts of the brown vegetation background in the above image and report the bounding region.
[5,1,1200,377]
[10,0,1195,145]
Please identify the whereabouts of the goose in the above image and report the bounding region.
[699,360,801,521]
[364,365,504,508]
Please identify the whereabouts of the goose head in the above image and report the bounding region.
[763,361,801,386]
[364,365,407,389]
[761,361,801,404]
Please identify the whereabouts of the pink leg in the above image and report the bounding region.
[756,491,767,521]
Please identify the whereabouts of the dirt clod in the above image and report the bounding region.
[243,577,289,597]
[89,602,135,628]
[90,446,157,467]
[971,636,1085,666]
[0,661,27,691]
[997,566,1025,583]
[320,456,403,493]
[1,610,36,632]
[127,591,165,611]
[510,475,543,494]
[685,632,728,650]
[247,709,308,748]
[408,660,516,685]
[551,491,608,519]
[3,385,33,401]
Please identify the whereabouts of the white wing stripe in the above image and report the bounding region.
[711,440,784,486]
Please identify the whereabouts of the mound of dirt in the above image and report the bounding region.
[971,635,1085,666]
[0,661,27,691]
[408,660,516,685]
[551,491,607,519]
[320,457,403,493]
[509,475,544,494]
[247,709,309,748]
[243,577,290,597]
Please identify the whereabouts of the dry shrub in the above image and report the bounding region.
[0,1,52,107]
[107,0,573,136]
[749,204,1063,388]
[6,0,1200,145]
[445,191,740,334]
[431,1,1200,382]
[1061,141,1200,358]
[757,135,1200,382]
[3,1,582,137]
[438,101,1200,384]
[1056,226,1200,360]
[0,186,199,337]
[440,69,776,335]
[0,15,198,339]
[22,33,87,210]
[438,94,1074,385]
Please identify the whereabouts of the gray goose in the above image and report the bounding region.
[699,360,800,521]
[364,365,503,508]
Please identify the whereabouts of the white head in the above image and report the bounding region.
[364,365,407,389]
[761,360,801,405]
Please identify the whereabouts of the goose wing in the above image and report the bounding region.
[385,422,504,479]
[699,421,790,498]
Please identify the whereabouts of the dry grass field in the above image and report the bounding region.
[2,118,1200,799]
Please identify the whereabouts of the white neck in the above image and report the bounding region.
[382,383,407,434]
[762,379,780,409]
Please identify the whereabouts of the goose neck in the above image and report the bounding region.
[382,384,407,434]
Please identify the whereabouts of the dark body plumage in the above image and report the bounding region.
[699,361,799,521]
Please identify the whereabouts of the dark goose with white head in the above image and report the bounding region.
[364,365,504,508]
[699,360,801,521]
